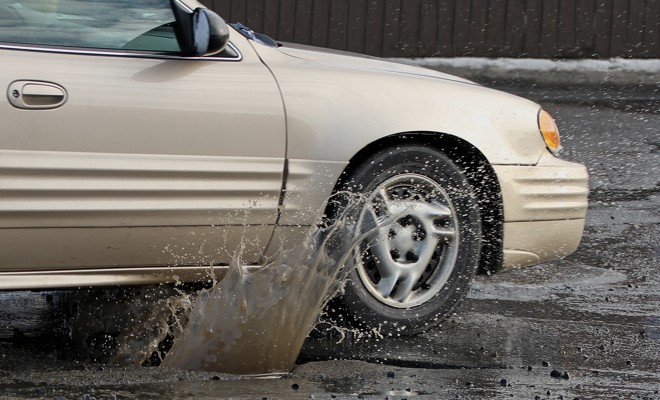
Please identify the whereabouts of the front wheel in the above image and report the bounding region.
[336,145,482,335]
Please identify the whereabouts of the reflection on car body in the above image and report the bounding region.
[0,0,588,333]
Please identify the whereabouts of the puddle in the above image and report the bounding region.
[0,292,56,339]
[468,262,628,302]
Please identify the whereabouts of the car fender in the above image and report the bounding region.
[254,44,546,166]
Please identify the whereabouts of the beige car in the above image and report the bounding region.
[0,0,588,333]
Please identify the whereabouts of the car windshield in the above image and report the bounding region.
[0,0,180,52]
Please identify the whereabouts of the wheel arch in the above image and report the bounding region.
[330,131,504,274]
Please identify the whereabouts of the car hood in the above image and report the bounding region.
[276,43,476,86]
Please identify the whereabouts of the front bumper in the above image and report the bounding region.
[494,153,589,269]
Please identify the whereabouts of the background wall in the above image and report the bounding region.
[202,0,660,58]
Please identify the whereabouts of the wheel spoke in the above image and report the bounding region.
[392,272,421,303]
[429,226,456,239]
[376,187,391,204]
[376,274,399,298]
[359,202,381,233]
[373,187,393,218]
[387,201,452,223]
[369,240,399,278]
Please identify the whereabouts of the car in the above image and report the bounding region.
[0,0,588,335]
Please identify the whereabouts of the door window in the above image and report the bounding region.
[0,0,180,52]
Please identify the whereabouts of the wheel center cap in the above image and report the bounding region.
[390,223,420,259]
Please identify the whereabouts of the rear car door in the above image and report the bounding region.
[0,0,286,272]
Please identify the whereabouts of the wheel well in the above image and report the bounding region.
[332,132,504,274]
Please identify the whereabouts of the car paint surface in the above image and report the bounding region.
[0,30,286,270]
[249,40,588,271]
[0,2,588,289]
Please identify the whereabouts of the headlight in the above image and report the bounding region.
[538,109,562,155]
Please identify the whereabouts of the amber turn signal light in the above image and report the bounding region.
[539,110,561,154]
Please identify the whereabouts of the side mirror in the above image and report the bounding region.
[170,0,229,57]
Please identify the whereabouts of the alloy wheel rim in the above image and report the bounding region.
[355,173,459,308]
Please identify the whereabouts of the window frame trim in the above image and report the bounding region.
[0,41,243,62]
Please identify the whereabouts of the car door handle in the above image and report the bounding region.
[7,80,68,110]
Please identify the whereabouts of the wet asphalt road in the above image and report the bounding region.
[1,92,658,399]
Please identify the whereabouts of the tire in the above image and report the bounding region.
[335,145,481,335]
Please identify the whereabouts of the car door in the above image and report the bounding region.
[0,0,286,271]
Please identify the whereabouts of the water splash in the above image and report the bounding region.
[161,194,379,374]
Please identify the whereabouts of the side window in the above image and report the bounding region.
[0,0,181,52]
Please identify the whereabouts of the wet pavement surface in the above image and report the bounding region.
[1,92,659,399]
